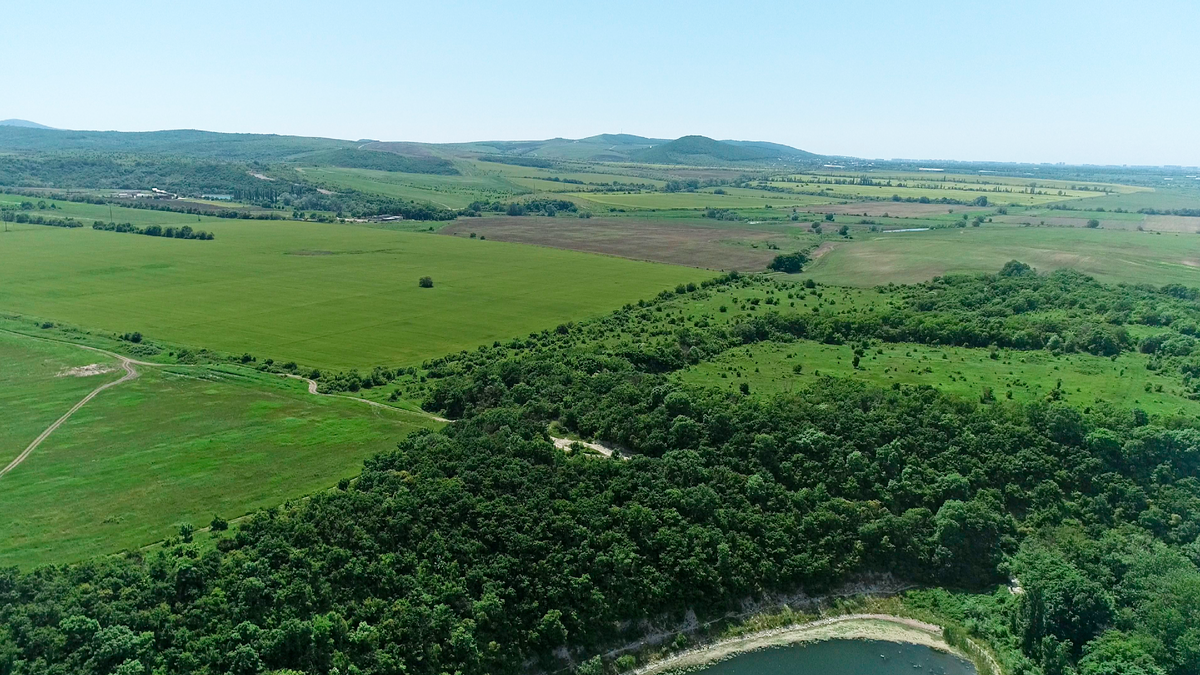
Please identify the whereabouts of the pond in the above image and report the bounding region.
[690,639,975,675]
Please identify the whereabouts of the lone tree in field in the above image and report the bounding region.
[768,251,808,274]
[418,276,434,288]
[1086,219,1100,228]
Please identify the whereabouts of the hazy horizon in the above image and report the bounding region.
[4,120,1197,169]
[6,1,1199,166]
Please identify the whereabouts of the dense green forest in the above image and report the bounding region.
[2,268,1198,675]
[0,154,273,195]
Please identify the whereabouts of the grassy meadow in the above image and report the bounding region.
[0,201,703,371]
[678,339,1200,417]
[804,226,1200,287]
[0,331,438,568]
[0,331,125,468]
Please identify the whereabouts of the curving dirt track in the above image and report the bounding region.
[4,331,619,481]
[1,355,139,479]
[1,330,449,479]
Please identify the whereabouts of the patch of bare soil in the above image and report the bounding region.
[58,363,115,377]
[1144,215,1200,233]
[440,217,791,271]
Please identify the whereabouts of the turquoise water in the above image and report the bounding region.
[692,639,975,675]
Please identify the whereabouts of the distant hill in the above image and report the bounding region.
[442,133,816,164]
[446,134,666,162]
[721,139,819,160]
[0,127,357,161]
[0,125,818,167]
[631,135,816,164]
[0,119,54,129]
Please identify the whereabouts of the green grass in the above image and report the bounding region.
[1062,186,1200,212]
[805,226,1200,287]
[0,209,704,371]
[0,194,235,229]
[569,190,839,211]
[0,331,125,468]
[0,333,438,568]
[678,339,1200,417]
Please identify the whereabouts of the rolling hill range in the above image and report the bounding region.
[0,125,819,167]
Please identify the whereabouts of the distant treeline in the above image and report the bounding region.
[888,194,991,206]
[1138,207,1200,217]
[465,198,579,216]
[92,221,214,240]
[0,210,82,228]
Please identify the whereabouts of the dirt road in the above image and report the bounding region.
[1,356,138,479]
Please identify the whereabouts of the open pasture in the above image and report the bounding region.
[0,330,123,469]
[797,201,986,217]
[804,226,1200,287]
[0,214,702,371]
[568,189,839,211]
[678,339,1199,417]
[762,171,1144,206]
[0,193,232,228]
[1061,186,1200,212]
[0,331,437,568]
[440,216,815,270]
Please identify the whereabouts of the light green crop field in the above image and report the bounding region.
[0,193,233,228]
[0,209,704,371]
[776,170,1141,192]
[678,339,1200,417]
[569,190,839,211]
[804,226,1200,287]
[1062,187,1200,212]
[0,332,437,568]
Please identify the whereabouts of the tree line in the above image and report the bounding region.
[92,221,214,240]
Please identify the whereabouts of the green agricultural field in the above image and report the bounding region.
[805,226,1200,287]
[0,331,437,568]
[1062,186,1200,212]
[754,171,1151,207]
[678,339,1200,417]
[0,207,703,371]
[0,193,234,229]
[569,189,839,211]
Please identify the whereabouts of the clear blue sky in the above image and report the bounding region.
[6,1,1198,165]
